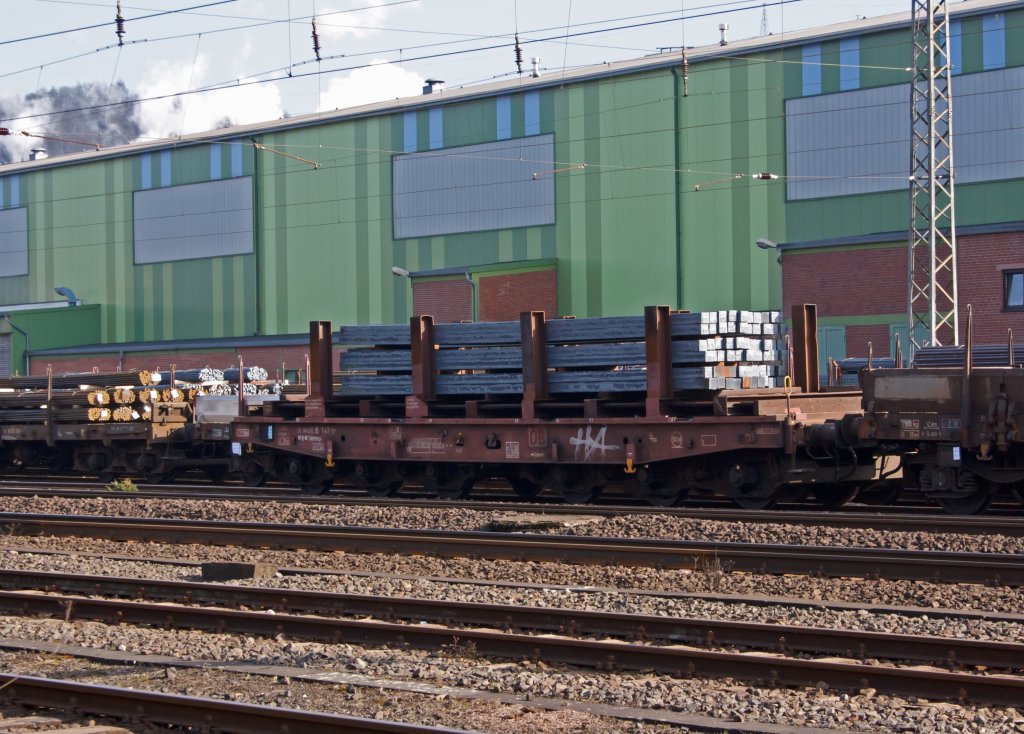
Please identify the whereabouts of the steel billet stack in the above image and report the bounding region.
[337,310,787,398]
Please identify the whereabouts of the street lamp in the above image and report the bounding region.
[755,238,781,263]
[755,238,784,312]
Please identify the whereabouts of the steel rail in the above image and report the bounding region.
[2,512,1023,586]
[0,673,470,733]
[2,568,1021,671]
[1,484,1022,531]
[0,589,1022,706]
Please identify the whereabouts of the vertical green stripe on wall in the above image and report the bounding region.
[273,136,289,333]
[355,122,370,324]
[730,60,752,309]
[104,163,117,341]
[583,83,603,315]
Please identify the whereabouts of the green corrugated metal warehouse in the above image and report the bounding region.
[1,0,1022,376]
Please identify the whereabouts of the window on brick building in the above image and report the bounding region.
[1006,271,1024,311]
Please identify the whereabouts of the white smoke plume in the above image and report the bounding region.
[134,55,284,141]
[318,60,423,111]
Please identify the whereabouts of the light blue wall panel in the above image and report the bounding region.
[429,107,443,150]
[802,44,822,95]
[839,37,860,90]
[496,96,512,140]
[210,144,222,180]
[983,13,1006,70]
[403,111,417,153]
[950,20,963,74]
[524,92,540,135]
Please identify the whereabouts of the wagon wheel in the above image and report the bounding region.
[543,466,606,504]
[239,462,269,487]
[931,472,995,516]
[731,490,777,510]
[1013,483,1024,510]
[507,475,543,501]
[352,461,402,498]
[300,477,334,496]
[418,464,477,500]
[727,462,779,510]
[811,484,861,510]
[205,466,229,484]
[622,467,689,507]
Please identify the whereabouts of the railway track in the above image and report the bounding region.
[2,512,1022,585]
[3,567,1021,671]
[0,571,1021,706]
[0,674,465,733]
[2,482,1024,534]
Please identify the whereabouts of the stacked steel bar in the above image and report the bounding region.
[0,370,157,391]
[0,390,93,423]
[336,310,786,397]
[913,344,1024,368]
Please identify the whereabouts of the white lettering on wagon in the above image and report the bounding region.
[570,426,620,462]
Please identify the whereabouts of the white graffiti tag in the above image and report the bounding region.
[570,425,620,462]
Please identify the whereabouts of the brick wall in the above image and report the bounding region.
[782,247,905,318]
[413,279,473,323]
[783,230,1024,353]
[479,269,557,322]
[957,232,1024,343]
[846,324,892,359]
[33,346,318,379]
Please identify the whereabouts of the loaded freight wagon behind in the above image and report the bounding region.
[233,305,870,508]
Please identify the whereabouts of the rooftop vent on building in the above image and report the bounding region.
[29,148,47,161]
[719,23,729,46]
[423,78,445,94]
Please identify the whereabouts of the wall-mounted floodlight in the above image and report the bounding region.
[391,266,410,277]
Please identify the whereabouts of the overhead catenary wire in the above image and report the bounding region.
[0,0,237,47]
[0,0,807,128]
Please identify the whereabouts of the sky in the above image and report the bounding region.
[0,0,925,159]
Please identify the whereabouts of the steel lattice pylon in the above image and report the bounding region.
[908,0,958,348]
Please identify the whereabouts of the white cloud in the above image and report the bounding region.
[135,55,284,141]
[318,60,423,111]
[316,0,400,40]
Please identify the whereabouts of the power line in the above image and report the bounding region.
[0,0,804,128]
[0,0,238,48]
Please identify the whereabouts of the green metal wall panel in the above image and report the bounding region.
[3,5,1024,350]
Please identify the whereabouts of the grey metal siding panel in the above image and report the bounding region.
[786,85,908,200]
[0,334,10,377]
[0,208,28,278]
[393,135,555,239]
[786,67,1024,200]
[133,177,253,264]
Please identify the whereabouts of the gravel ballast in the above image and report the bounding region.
[1,549,1023,644]
[0,619,1021,734]
[1,495,1022,554]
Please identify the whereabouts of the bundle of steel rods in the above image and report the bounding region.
[913,344,1024,368]
[0,370,156,391]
